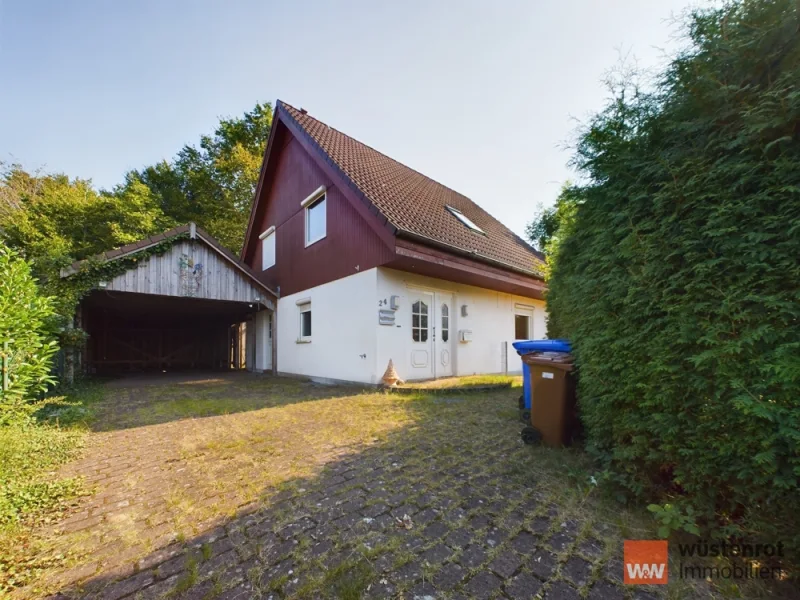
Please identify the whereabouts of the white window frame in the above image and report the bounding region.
[445,205,485,234]
[297,298,312,343]
[259,226,276,271]
[301,186,327,247]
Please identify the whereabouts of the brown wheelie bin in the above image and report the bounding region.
[520,353,577,448]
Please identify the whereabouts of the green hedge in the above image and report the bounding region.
[547,0,800,548]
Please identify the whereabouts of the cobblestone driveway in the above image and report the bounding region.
[29,374,665,600]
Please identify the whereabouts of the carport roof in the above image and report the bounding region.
[60,222,278,299]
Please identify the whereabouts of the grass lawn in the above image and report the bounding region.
[0,383,105,592]
[402,374,523,390]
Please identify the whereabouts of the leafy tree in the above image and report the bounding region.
[129,102,272,252]
[0,243,58,423]
[547,0,800,551]
[525,183,581,279]
[0,163,171,284]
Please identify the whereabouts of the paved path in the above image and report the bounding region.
[23,375,665,600]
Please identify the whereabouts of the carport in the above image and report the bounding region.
[63,223,277,375]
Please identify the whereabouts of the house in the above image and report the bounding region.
[240,101,547,384]
[62,223,277,373]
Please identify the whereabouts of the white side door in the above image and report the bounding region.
[409,292,434,379]
[435,293,454,377]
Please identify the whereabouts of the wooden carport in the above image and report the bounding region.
[62,223,278,375]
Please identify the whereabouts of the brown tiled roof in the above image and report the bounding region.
[278,101,544,277]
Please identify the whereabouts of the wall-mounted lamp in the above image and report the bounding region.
[461,304,468,317]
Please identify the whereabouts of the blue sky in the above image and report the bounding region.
[0,0,702,237]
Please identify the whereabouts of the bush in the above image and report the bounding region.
[547,0,800,550]
[0,242,58,424]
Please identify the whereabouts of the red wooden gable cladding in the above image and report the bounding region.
[247,129,393,297]
[243,103,545,299]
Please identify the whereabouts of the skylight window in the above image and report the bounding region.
[446,206,485,234]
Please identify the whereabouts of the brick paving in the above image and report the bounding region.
[18,375,673,600]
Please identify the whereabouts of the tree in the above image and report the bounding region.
[0,242,57,423]
[129,102,273,252]
[546,0,800,550]
[525,183,581,279]
[0,163,172,291]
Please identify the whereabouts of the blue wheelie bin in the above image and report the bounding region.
[512,339,571,423]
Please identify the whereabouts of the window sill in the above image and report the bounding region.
[304,234,326,248]
[296,339,312,344]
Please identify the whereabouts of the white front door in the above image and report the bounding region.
[435,293,454,377]
[409,292,434,379]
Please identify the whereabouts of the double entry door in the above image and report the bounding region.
[408,290,454,379]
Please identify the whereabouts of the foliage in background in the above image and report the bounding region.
[0,102,272,324]
[546,0,800,554]
[524,183,580,278]
[127,102,272,252]
[0,165,172,286]
[0,243,58,423]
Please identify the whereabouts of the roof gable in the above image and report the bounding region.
[62,223,277,302]
[276,101,544,277]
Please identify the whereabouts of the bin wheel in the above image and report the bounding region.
[518,394,525,410]
[519,409,531,424]
[521,426,542,445]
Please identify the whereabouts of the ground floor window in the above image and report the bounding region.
[298,302,311,341]
[514,314,530,340]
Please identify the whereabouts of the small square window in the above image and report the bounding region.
[305,194,327,246]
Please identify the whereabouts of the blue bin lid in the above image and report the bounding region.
[512,339,571,354]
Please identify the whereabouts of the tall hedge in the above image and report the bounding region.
[547,0,800,544]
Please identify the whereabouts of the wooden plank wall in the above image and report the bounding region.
[106,240,265,304]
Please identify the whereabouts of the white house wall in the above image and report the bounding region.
[376,267,547,381]
[277,268,379,384]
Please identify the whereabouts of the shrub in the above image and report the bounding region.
[0,242,58,423]
[547,0,800,551]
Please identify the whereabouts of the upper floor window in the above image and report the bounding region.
[446,205,484,234]
[260,226,276,270]
[301,186,327,247]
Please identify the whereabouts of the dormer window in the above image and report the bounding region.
[446,205,484,234]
